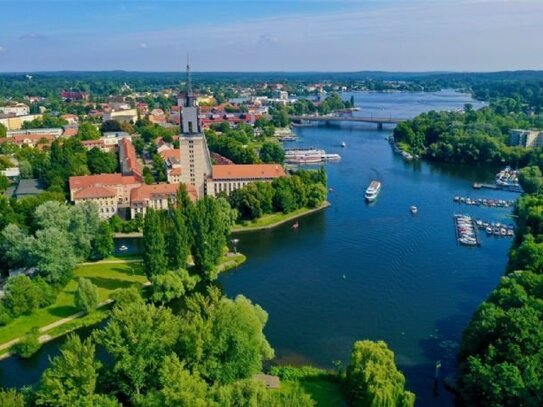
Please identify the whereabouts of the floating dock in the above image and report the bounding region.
[454,215,480,247]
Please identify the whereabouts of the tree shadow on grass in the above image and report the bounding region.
[86,276,138,291]
[109,265,144,278]
[47,305,78,318]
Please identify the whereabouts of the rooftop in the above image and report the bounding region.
[74,186,117,199]
[131,183,197,203]
[212,164,286,180]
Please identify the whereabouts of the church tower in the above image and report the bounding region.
[178,62,212,197]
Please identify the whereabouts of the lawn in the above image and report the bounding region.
[282,379,347,406]
[232,203,329,232]
[0,261,147,345]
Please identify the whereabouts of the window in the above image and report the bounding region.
[188,121,193,133]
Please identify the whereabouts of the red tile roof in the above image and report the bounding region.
[119,138,143,181]
[212,164,286,180]
[62,127,79,137]
[74,186,116,199]
[69,173,141,190]
[159,149,181,161]
[131,183,196,203]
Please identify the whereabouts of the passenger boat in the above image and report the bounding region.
[365,181,381,202]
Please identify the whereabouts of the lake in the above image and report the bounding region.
[0,91,514,406]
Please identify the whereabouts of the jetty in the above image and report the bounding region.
[454,215,480,247]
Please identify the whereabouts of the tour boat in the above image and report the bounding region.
[410,206,418,214]
[365,181,381,202]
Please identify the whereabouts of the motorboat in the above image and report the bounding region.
[410,206,418,214]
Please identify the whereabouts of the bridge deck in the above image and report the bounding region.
[290,115,405,124]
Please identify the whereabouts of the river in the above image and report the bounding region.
[0,91,515,406]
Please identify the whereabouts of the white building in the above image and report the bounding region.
[0,103,30,116]
[509,129,543,148]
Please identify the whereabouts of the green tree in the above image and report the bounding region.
[190,198,229,281]
[307,183,327,208]
[4,275,43,317]
[0,388,25,407]
[87,148,117,174]
[259,142,285,163]
[165,204,190,270]
[91,221,114,260]
[519,166,543,194]
[139,354,209,407]
[78,122,101,140]
[95,302,179,400]
[346,340,415,407]
[13,327,41,358]
[0,122,7,138]
[143,209,167,279]
[179,287,274,384]
[32,227,77,285]
[101,120,122,133]
[150,270,197,305]
[75,278,99,313]
[35,335,101,407]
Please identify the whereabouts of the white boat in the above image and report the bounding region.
[410,206,418,214]
[341,141,346,148]
[365,181,381,202]
[119,245,128,252]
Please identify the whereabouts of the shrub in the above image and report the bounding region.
[13,328,41,358]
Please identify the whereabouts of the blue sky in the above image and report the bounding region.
[0,0,542,72]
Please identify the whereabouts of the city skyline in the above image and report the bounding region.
[0,0,542,72]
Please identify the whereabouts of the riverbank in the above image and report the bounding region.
[232,202,330,233]
[0,252,247,360]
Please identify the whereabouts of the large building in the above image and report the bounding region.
[0,103,30,116]
[509,129,543,148]
[178,64,285,197]
[130,183,197,218]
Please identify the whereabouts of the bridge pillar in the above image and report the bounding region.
[377,122,383,131]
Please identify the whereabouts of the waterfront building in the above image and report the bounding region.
[178,64,286,197]
[509,129,543,148]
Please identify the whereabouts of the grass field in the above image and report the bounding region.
[281,378,347,406]
[232,203,329,233]
[0,261,147,345]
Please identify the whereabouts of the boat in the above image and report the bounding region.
[507,229,514,237]
[410,206,418,214]
[486,227,493,235]
[365,181,381,202]
[119,245,128,252]
[500,228,507,236]
[292,222,299,230]
[459,237,478,246]
[341,141,346,148]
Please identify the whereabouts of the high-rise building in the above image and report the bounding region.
[178,62,213,197]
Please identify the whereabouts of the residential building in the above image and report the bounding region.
[0,134,55,149]
[73,186,118,219]
[103,108,138,123]
[130,183,197,218]
[60,114,79,124]
[0,113,42,130]
[0,103,30,116]
[13,179,46,199]
[119,138,143,180]
[7,128,63,138]
[61,90,89,101]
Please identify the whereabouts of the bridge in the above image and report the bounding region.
[289,114,406,129]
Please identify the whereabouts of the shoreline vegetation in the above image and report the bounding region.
[232,201,330,233]
[0,252,247,360]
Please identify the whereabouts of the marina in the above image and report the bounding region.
[454,215,480,246]
[473,219,516,238]
[453,196,516,208]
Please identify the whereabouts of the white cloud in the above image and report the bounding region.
[140,42,148,49]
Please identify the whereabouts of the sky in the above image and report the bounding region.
[0,0,542,72]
